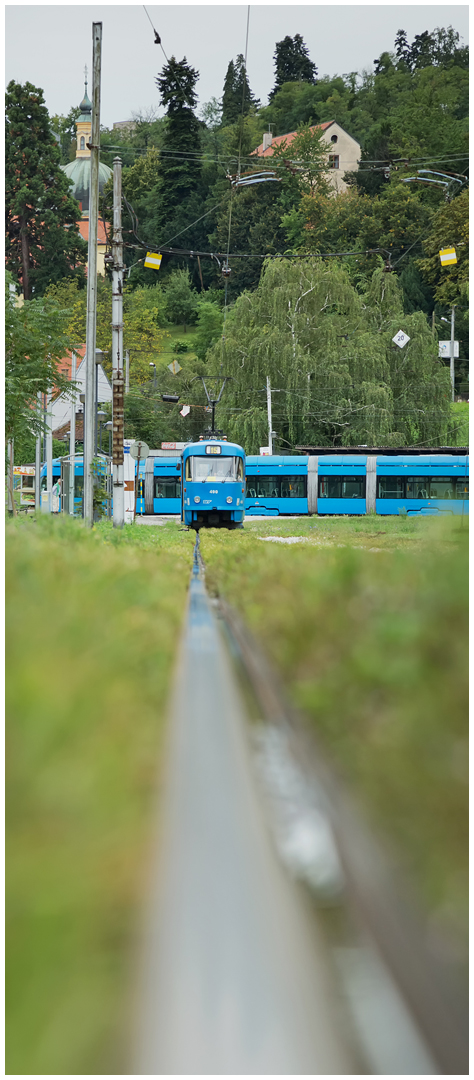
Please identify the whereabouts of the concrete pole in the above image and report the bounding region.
[125,350,130,394]
[450,306,456,402]
[83,21,102,526]
[46,392,53,513]
[112,156,125,528]
[35,392,41,512]
[69,351,77,514]
[266,376,273,455]
[7,439,15,515]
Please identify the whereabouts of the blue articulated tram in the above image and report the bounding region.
[181,439,246,529]
[245,454,468,517]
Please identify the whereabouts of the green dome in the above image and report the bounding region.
[61,158,112,213]
[78,89,92,123]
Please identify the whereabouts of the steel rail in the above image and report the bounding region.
[133,535,356,1074]
[217,596,468,1076]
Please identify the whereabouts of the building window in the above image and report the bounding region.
[331,134,338,143]
[80,136,85,149]
[328,154,339,169]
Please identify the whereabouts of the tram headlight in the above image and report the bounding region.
[226,496,233,504]
[194,496,201,504]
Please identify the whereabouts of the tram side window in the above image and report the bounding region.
[154,478,181,499]
[319,476,366,498]
[428,477,454,499]
[377,477,405,499]
[406,478,430,499]
[236,458,244,481]
[281,476,307,498]
[454,478,469,500]
[252,476,279,497]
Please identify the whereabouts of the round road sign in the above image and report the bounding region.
[129,440,150,460]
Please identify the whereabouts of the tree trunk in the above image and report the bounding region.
[20,216,30,301]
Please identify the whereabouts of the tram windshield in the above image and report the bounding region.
[189,456,243,481]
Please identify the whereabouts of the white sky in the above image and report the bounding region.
[5,4,469,129]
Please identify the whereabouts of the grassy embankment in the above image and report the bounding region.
[6,515,194,1075]
[200,514,468,962]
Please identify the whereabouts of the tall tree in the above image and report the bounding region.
[221,55,259,126]
[269,35,317,101]
[5,81,87,300]
[50,105,80,164]
[5,272,77,447]
[147,57,203,250]
[205,259,451,450]
[221,60,238,125]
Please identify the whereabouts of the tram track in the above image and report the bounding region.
[134,534,467,1075]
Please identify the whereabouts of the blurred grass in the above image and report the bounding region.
[200,516,468,961]
[6,515,194,1075]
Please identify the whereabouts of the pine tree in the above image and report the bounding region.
[221,55,259,125]
[148,57,203,251]
[222,60,238,125]
[5,81,87,300]
[269,35,318,102]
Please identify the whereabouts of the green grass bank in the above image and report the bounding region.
[200,515,468,962]
[6,515,194,1075]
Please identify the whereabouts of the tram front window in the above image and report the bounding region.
[191,456,240,480]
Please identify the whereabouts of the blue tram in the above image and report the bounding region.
[136,455,182,516]
[245,454,468,517]
[181,439,246,529]
[39,450,468,520]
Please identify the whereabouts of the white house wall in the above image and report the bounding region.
[52,356,112,433]
[321,123,360,194]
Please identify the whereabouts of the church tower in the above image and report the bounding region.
[61,70,112,217]
[75,66,92,158]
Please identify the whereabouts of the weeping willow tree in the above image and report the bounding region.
[206,259,452,451]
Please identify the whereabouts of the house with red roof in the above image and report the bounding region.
[252,120,360,194]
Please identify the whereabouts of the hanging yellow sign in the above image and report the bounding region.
[439,247,457,267]
[144,252,162,270]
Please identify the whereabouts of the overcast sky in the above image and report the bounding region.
[5,4,469,129]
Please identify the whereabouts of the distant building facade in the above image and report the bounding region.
[252,121,360,194]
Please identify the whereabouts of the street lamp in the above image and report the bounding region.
[149,362,157,390]
[104,420,113,457]
[97,410,107,453]
[95,349,105,452]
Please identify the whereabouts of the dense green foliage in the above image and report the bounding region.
[8,22,468,452]
[201,517,468,965]
[206,259,453,450]
[5,81,87,299]
[5,274,77,445]
[6,515,194,1074]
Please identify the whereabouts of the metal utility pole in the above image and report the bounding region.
[266,376,273,455]
[450,306,456,402]
[83,21,102,526]
[69,351,77,514]
[125,350,130,394]
[112,156,125,528]
[35,392,41,512]
[44,392,53,513]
